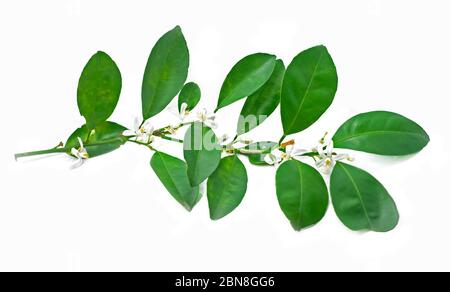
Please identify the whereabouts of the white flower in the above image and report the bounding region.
[264,142,308,166]
[179,102,189,121]
[315,139,352,174]
[166,102,192,129]
[70,137,89,169]
[197,108,218,129]
[282,144,309,160]
[123,117,155,144]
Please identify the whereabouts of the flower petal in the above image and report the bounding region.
[208,113,216,121]
[334,154,349,161]
[77,137,84,149]
[291,149,309,157]
[285,145,294,155]
[70,158,84,170]
[71,148,79,157]
[316,158,325,168]
[317,143,325,156]
[180,102,188,115]
[123,130,136,137]
[321,166,332,175]
[142,121,154,134]
[134,117,142,131]
[206,120,218,129]
[137,134,150,144]
[198,108,207,120]
[326,140,334,156]
[80,149,89,159]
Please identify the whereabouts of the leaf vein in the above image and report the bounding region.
[334,130,426,145]
[338,163,374,230]
[286,48,324,133]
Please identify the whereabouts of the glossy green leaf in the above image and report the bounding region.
[330,162,399,232]
[183,122,222,186]
[207,155,248,220]
[216,53,277,111]
[244,142,278,166]
[151,152,201,211]
[333,111,430,156]
[276,160,329,231]
[142,26,189,119]
[281,45,338,135]
[237,60,285,135]
[77,51,122,130]
[66,121,127,158]
[178,82,201,112]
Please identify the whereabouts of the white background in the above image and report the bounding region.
[1,0,449,272]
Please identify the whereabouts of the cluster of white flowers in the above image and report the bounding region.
[68,103,352,174]
[264,144,308,166]
[123,118,155,144]
[169,103,217,130]
[313,139,353,174]
[264,133,353,174]
[196,108,217,129]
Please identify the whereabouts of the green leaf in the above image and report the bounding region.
[142,26,189,119]
[151,152,201,212]
[237,60,285,135]
[77,51,122,130]
[281,45,338,135]
[276,160,329,231]
[178,82,201,112]
[333,111,430,156]
[183,122,222,186]
[216,53,277,111]
[207,155,248,220]
[243,141,278,166]
[66,121,127,158]
[330,162,399,232]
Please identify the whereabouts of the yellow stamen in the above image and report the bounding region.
[319,132,329,144]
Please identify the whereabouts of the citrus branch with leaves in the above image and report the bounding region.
[15,26,430,232]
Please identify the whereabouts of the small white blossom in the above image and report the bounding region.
[282,144,309,160]
[167,102,192,129]
[264,142,308,166]
[315,139,353,174]
[197,108,218,129]
[70,137,89,169]
[123,118,155,144]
